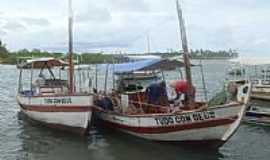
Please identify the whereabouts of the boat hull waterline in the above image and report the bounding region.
[98,103,246,146]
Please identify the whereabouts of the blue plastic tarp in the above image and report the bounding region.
[98,59,161,74]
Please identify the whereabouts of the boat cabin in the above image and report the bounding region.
[17,58,70,96]
[94,58,211,114]
[115,70,161,93]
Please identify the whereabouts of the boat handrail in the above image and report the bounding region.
[18,91,94,97]
[128,100,170,109]
[94,99,242,118]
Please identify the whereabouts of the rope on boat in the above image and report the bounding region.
[128,100,170,109]
[92,93,208,114]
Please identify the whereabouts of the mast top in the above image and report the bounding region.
[68,0,73,18]
[176,0,189,53]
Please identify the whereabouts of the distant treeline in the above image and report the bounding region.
[0,40,238,64]
[150,49,239,59]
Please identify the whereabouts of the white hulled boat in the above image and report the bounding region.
[16,0,93,135]
[94,1,251,147]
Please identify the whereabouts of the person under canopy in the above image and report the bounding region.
[169,80,196,105]
[145,81,168,106]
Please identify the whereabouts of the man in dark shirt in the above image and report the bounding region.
[146,81,167,105]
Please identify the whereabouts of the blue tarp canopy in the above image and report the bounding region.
[113,59,160,73]
[98,59,185,74]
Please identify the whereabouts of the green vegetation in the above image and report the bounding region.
[151,49,238,59]
[0,40,10,63]
[0,39,238,64]
[80,53,115,64]
[191,49,238,59]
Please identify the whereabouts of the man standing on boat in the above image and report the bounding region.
[169,80,196,105]
[145,81,168,111]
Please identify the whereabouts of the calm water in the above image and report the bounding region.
[0,60,270,160]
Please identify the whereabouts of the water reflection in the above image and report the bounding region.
[92,127,224,160]
[18,111,92,160]
[18,111,224,160]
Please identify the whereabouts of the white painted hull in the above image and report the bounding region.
[251,93,270,100]
[251,83,270,100]
[123,123,230,142]
[17,95,93,134]
[21,108,91,133]
[98,103,246,145]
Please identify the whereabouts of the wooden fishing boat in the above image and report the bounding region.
[96,77,250,147]
[97,93,249,147]
[16,0,93,135]
[94,1,251,148]
[16,58,93,135]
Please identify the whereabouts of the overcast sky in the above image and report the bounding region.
[0,0,269,56]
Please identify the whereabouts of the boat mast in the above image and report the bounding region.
[176,0,194,106]
[68,0,74,94]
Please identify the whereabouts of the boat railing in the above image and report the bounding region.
[43,79,68,87]
[128,99,206,114]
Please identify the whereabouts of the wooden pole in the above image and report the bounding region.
[95,64,98,90]
[18,69,23,93]
[68,0,74,94]
[104,63,109,94]
[176,0,194,106]
[199,59,208,101]
[78,55,82,92]
[112,57,115,90]
[30,63,33,96]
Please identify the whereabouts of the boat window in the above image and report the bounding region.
[242,86,248,94]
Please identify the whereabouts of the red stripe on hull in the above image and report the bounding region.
[100,116,238,134]
[19,104,92,112]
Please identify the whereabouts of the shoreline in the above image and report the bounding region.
[0,57,232,65]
